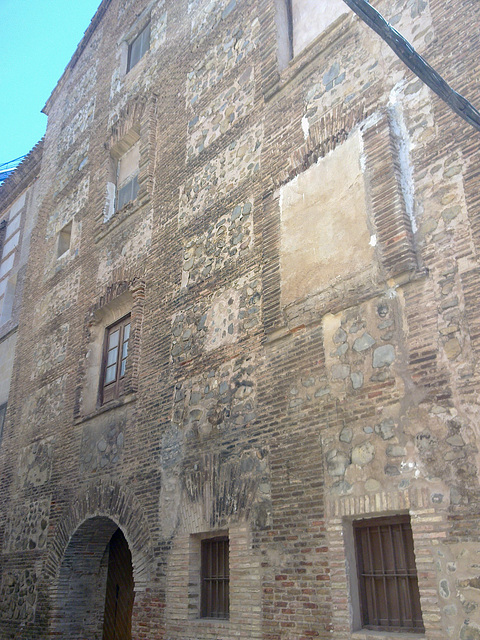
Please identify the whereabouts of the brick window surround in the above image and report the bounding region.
[76,281,144,418]
[353,515,424,633]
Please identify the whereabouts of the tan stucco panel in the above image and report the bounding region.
[280,130,374,308]
[292,0,348,56]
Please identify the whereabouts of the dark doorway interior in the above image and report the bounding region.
[102,528,134,640]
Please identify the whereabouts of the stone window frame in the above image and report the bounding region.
[352,514,424,634]
[75,280,144,418]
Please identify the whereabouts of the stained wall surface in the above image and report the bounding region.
[1,1,480,639]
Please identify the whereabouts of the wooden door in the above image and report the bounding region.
[102,528,134,640]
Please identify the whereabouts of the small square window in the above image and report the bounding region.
[101,315,131,404]
[57,221,72,258]
[127,22,150,72]
[201,536,229,619]
[353,515,424,633]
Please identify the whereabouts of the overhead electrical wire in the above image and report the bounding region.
[342,0,480,133]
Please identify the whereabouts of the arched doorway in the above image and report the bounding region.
[50,517,134,639]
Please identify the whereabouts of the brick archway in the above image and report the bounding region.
[46,481,154,639]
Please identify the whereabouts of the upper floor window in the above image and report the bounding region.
[116,142,140,211]
[101,315,131,404]
[353,515,424,633]
[127,22,150,72]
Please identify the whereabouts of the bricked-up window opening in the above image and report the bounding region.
[101,315,131,404]
[127,22,150,72]
[201,536,229,619]
[116,143,140,211]
[102,528,134,640]
[354,515,424,633]
[0,403,6,445]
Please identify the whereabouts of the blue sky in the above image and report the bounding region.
[0,0,101,164]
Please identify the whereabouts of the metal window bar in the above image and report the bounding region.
[201,537,229,619]
[354,516,424,633]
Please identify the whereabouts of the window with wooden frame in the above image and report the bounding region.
[201,536,229,619]
[127,22,150,72]
[353,515,424,633]
[101,315,131,404]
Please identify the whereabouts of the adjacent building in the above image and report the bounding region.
[1,0,480,638]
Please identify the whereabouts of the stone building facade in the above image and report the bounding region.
[1,0,480,638]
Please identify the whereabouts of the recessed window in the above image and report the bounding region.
[201,536,229,619]
[101,315,131,404]
[116,143,140,211]
[353,515,424,633]
[127,22,150,72]
[57,221,72,258]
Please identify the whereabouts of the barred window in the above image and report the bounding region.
[201,536,229,619]
[354,515,424,633]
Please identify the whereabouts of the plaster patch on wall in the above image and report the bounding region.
[279,130,374,308]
